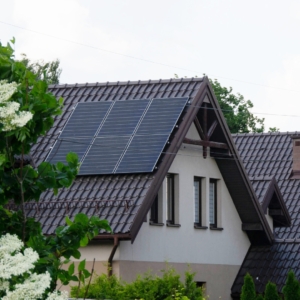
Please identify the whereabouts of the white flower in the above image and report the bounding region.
[0,80,18,104]
[0,279,9,291]
[0,80,33,131]
[0,233,23,258]
[3,272,51,300]
[0,234,65,299]
[46,290,69,300]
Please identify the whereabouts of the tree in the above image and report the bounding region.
[264,281,280,300]
[209,78,265,133]
[241,273,256,300]
[19,53,62,85]
[174,74,279,133]
[282,270,300,300]
[0,38,111,297]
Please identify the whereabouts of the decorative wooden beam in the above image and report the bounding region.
[207,120,218,140]
[242,223,263,231]
[194,117,205,140]
[183,138,228,149]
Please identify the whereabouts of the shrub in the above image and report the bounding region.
[264,281,280,300]
[241,273,256,300]
[282,270,300,300]
[71,266,203,300]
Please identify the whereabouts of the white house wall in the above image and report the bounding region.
[118,123,251,299]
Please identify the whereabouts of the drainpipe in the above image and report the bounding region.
[108,236,119,277]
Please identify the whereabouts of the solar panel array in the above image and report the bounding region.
[47,97,188,175]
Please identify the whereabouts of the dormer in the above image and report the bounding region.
[250,176,291,231]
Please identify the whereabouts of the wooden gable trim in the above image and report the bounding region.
[261,177,291,227]
[204,83,274,245]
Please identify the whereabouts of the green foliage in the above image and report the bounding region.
[241,273,256,300]
[0,39,76,208]
[71,267,203,300]
[264,281,280,300]
[282,270,300,300]
[0,38,112,293]
[256,295,263,300]
[209,78,265,133]
[20,53,62,84]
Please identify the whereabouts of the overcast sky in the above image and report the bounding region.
[1,0,300,132]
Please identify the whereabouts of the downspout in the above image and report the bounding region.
[108,236,119,277]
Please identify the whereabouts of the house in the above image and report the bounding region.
[19,77,291,299]
[231,132,300,298]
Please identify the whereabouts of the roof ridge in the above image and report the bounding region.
[49,77,204,89]
[232,131,300,136]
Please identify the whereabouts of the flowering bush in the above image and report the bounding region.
[0,233,68,300]
[0,80,33,131]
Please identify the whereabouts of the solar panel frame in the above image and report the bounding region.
[115,97,189,174]
[47,97,189,175]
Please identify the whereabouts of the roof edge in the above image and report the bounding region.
[205,82,274,244]
[49,77,205,89]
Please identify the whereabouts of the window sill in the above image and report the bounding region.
[194,224,208,230]
[210,225,224,231]
[149,221,164,226]
[166,221,181,228]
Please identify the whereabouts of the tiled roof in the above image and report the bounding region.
[26,78,204,235]
[232,132,300,295]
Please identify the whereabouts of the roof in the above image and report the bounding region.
[231,132,300,296]
[12,77,274,244]
[25,78,205,239]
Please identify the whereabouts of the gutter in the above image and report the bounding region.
[93,234,131,276]
[108,236,119,277]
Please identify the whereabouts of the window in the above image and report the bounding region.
[150,195,159,223]
[194,177,202,225]
[209,179,217,227]
[166,174,175,224]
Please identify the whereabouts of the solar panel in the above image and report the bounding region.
[47,138,91,164]
[116,97,188,173]
[116,134,169,173]
[97,100,150,137]
[46,101,112,164]
[61,102,112,138]
[136,98,188,135]
[79,136,129,175]
[47,97,189,175]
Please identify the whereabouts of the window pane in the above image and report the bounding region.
[194,180,200,223]
[166,175,174,222]
[150,195,158,223]
[209,181,215,225]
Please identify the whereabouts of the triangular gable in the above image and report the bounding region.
[130,78,274,245]
[250,177,291,227]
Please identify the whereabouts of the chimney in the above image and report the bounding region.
[291,135,300,178]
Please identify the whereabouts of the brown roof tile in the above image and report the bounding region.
[232,132,300,296]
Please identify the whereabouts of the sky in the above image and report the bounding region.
[1,0,300,132]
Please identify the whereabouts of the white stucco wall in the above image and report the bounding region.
[119,123,250,266]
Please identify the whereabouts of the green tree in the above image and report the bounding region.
[19,53,62,84]
[282,270,300,300]
[256,295,264,300]
[241,273,256,300]
[0,38,111,295]
[264,281,280,300]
